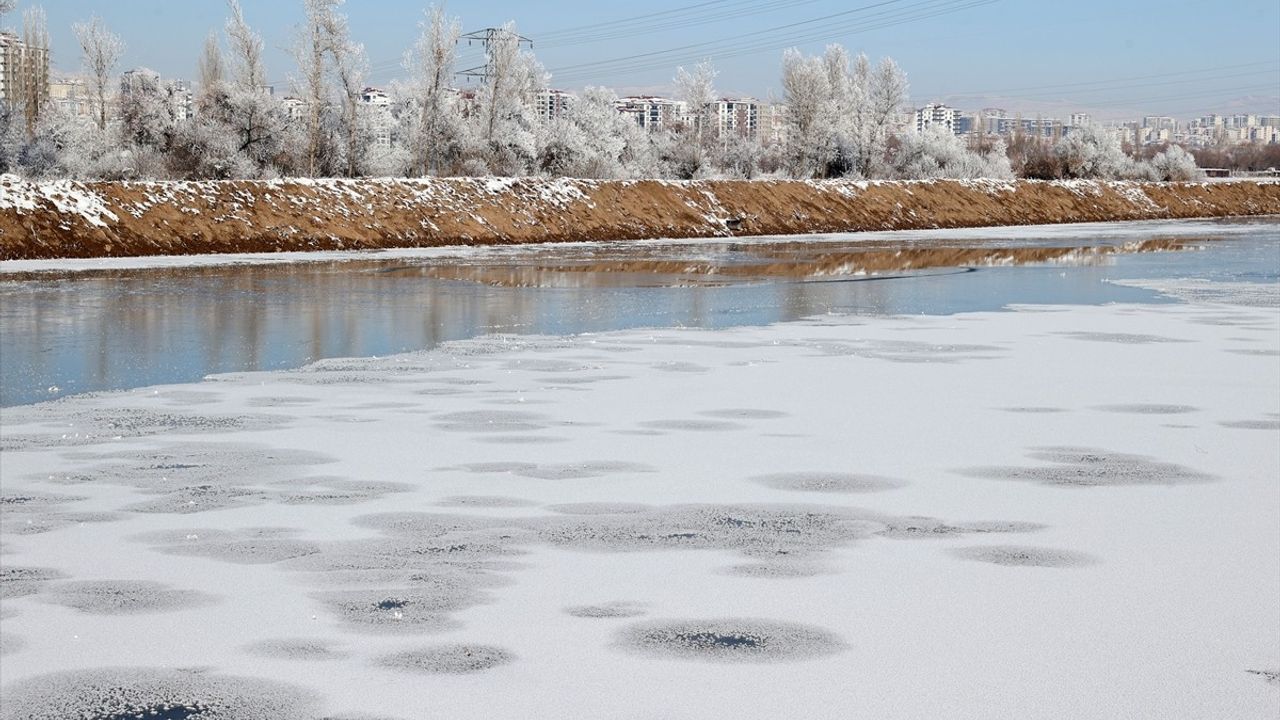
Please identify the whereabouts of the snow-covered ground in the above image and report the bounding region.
[1,278,1277,718]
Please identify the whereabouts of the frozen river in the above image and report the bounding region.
[1,217,1277,719]
[2,217,1277,407]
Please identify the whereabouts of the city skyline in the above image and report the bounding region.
[6,0,1278,122]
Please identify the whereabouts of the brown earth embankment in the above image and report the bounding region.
[1,175,1277,261]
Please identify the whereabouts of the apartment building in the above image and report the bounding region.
[0,30,49,111]
[712,97,758,139]
[616,95,688,131]
[535,88,573,122]
[170,79,194,121]
[761,103,788,145]
[49,75,90,117]
[914,103,960,134]
[279,96,307,122]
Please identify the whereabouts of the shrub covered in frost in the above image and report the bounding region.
[1055,124,1136,180]
[891,126,1014,180]
[1147,145,1203,182]
[536,87,654,179]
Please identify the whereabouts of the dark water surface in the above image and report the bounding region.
[2,218,1277,407]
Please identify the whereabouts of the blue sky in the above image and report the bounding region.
[12,0,1280,120]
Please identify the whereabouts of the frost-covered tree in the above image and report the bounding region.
[536,86,652,179]
[473,23,545,176]
[820,45,856,175]
[1056,124,1131,179]
[197,32,225,96]
[405,5,462,176]
[779,45,908,179]
[176,31,253,180]
[317,1,369,177]
[291,0,372,177]
[173,45,260,182]
[1148,145,1202,182]
[119,69,177,155]
[780,48,832,177]
[0,106,20,173]
[293,0,334,176]
[856,56,907,177]
[0,0,17,16]
[891,125,1013,180]
[16,106,130,179]
[226,0,264,91]
[221,0,282,175]
[535,116,585,177]
[73,15,125,132]
[869,63,908,142]
[18,7,50,138]
[716,131,763,179]
[639,127,682,179]
[674,59,718,147]
[168,108,256,179]
[567,87,629,177]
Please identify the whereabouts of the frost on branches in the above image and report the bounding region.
[779,45,908,179]
[0,3,1204,184]
[892,126,1014,180]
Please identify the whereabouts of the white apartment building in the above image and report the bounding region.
[1,30,48,109]
[535,88,573,121]
[280,96,307,122]
[712,97,759,139]
[170,80,194,121]
[915,102,960,134]
[616,96,688,131]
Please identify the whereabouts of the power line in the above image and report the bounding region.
[263,0,1271,116]
[540,0,825,48]
[548,0,908,75]
[550,0,996,84]
[303,0,915,88]
[535,0,750,40]
[276,0,994,93]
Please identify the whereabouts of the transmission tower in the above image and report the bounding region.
[457,28,534,83]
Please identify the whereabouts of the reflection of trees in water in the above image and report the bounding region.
[412,237,1193,286]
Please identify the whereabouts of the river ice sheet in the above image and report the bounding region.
[0,283,1277,719]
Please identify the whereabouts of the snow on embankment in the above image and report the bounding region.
[1,174,1277,260]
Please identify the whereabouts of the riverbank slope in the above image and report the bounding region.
[2,175,1277,260]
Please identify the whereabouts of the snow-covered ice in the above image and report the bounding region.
[1,277,1277,718]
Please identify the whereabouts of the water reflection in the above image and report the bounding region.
[411,238,1190,287]
[2,220,1277,407]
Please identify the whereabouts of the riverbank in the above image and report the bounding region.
[1,174,1278,260]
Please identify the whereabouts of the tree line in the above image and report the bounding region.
[0,1,1202,182]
